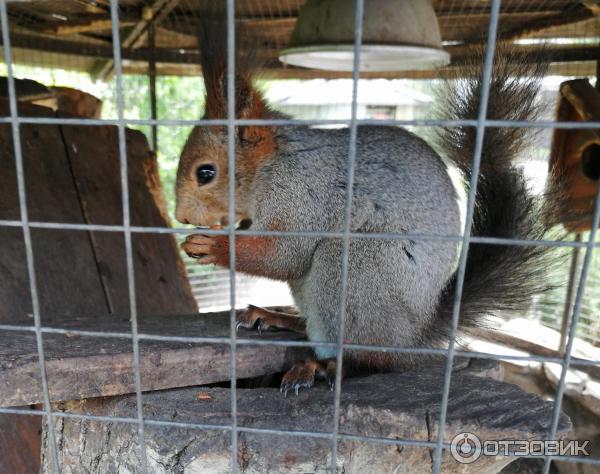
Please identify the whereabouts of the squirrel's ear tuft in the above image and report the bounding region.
[198,15,276,162]
[197,18,227,119]
[198,18,270,121]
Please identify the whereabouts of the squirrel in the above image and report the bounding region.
[176,23,556,395]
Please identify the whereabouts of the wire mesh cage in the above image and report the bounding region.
[1,0,600,473]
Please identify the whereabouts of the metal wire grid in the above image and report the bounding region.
[0,0,599,472]
[0,2,60,473]
[538,252,600,346]
[109,0,148,470]
[329,1,364,469]
[432,0,501,469]
[225,0,239,468]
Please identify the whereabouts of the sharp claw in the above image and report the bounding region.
[295,385,299,396]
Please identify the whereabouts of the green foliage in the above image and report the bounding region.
[100,75,205,222]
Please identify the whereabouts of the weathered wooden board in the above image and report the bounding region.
[0,100,196,323]
[0,104,110,322]
[40,362,571,474]
[0,412,42,474]
[61,124,196,316]
[0,311,309,407]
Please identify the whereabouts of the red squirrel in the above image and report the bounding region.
[176,23,557,395]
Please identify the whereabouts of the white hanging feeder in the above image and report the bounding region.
[279,0,450,72]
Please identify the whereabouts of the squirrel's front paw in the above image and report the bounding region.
[181,234,229,265]
[236,305,270,333]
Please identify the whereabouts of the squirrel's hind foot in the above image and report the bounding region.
[280,359,336,397]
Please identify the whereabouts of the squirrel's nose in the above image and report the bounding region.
[175,207,191,225]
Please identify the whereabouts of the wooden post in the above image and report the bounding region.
[148,22,158,152]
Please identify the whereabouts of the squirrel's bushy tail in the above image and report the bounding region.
[434,44,558,333]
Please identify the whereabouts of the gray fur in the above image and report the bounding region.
[250,126,460,365]
[178,42,556,372]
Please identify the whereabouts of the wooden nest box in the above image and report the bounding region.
[550,79,600,232]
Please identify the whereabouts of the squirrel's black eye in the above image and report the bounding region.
[195,164,216,186]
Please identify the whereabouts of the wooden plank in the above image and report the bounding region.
[0,311,309,407]
[0,413,41,474]
[51,86,102,118]
[91,0,181,79]
[41,16,137,36]
[0,104,110,322]
[1,101,194,322]
[0,77,53,103]
[467,326,600,380]
[0,119,20,222]
[40,364,571,474]
[1,32,202,64]
[60,124,197,316]
[0,227,32,323]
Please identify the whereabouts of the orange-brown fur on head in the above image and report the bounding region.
[175,18,278,227]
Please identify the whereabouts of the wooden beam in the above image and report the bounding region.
[72,0,109,15]
[434,1,582,16]
[468,326,600,380]
[161,9,588,43]
[0,311,309,407]
[582,1,600,15]
[117,60,599,79]
[5,29,600,79]
[497,3,593,41]
[2,32,201,64]
[7,27,600,65]
[41,15,137,36]
[92,0,180,80]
